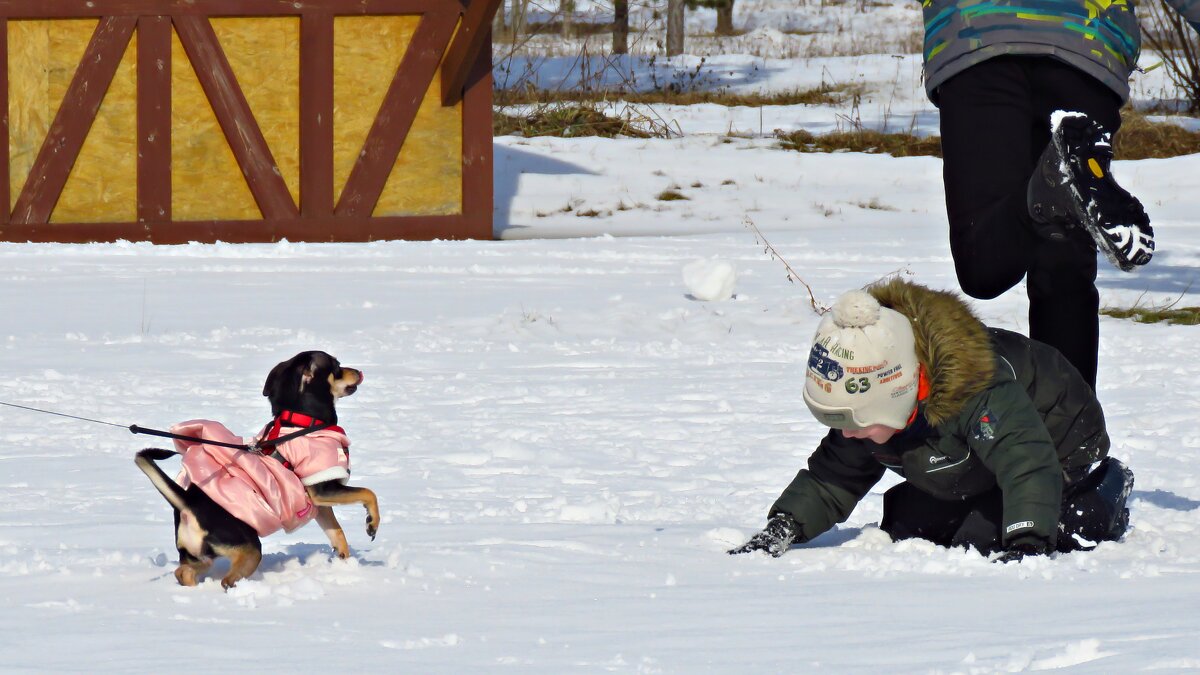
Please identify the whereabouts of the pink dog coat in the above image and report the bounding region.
[171,419,351,537]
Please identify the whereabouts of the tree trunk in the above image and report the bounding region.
[613,0,629,54]
[494,0,509,41]
[715,0,735,35]
[510,0,526,39]
[666,0,684,56]
[562,0,575,38]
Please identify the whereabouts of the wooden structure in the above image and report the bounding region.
[0,0,501,243]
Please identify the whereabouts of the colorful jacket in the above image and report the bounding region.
[921,0,1200,102]
[770,279,1110,548]
[172,419,351,537]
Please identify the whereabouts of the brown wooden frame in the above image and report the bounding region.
[0,0,502,243]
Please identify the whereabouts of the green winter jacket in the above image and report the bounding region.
[921,0,1200,102]
[770,279,1109,548]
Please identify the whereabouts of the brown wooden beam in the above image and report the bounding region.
[0,1,441,18]
[137,16,172,224]
[441,0,502,107]
[300,13,334,217]
[335,9,457,218]
[461,34,493,239]
[10,16,136,225]
[0,18,9,224]
[0,215,479,244]
[173,15,299,220]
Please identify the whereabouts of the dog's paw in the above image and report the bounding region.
[175,567,200,587]
[366,512,379,540]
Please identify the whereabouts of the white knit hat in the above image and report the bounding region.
[802,289,920,430]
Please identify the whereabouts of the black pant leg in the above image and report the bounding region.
[882,482,1006,554]
[948,487,1005,554]
[1026,237,1099,388]
[880,482,973,546]
[940,56,1123,389]
[1024,60,1124,389]
[938,56,1041,300]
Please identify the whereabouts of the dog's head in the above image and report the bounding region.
[262,351,363,424]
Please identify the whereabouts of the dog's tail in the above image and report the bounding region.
[134,448,189,513]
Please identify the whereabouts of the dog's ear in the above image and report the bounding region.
[299,361,316,391]
[264,352,316,397]
[300,352,336,392]
[263,359,290,398]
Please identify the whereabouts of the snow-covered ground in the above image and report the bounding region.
[3,3,1200,672]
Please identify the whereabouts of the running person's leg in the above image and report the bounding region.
[939,56,1044,301]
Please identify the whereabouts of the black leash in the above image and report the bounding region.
[0,399,330,452]
[129,422,332,451]
[127,424,248,450]
[0,399,129,429]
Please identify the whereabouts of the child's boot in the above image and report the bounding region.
[1027,111,1154,271]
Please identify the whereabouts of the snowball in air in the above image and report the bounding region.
[682,259,737,302]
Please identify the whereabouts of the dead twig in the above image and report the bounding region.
[743,215,828,315]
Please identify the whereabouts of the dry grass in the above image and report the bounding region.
[494,104,656,138]
[1113,108,1200,159]
[656,188,689,201]
[775,128,942,157]
[494,82,861,107]
[492,75,1200,160]
[779,28,820,36]
[1101,285,1200,325]
[854,198,898,211]
[1101,305,1200,325]
[771,109,1200,159]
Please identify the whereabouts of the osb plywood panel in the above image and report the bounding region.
[171,28,260,221]
[8,19,97,207]
[7,14,468,228]
[211,17,300,208]
[53,33,138,224]
[375,61,462,217]
[333,16,412,206]
[334,15,462,216]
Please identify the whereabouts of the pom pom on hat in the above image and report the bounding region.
[831,290,881,329]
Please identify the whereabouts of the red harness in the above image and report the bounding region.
[259,410,347,471]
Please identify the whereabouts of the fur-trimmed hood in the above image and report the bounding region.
[867,278,994,427]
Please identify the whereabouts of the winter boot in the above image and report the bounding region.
[1058,456,1135,551]
[1027,111,1154,271]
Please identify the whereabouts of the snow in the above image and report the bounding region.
[3,3,1200,672]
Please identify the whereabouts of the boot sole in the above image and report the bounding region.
[1052,116,1153,272]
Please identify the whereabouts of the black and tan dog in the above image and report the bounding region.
[136,351,380,589]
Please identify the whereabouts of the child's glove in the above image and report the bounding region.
[993,535,1050,564]
[728,513,799,557]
